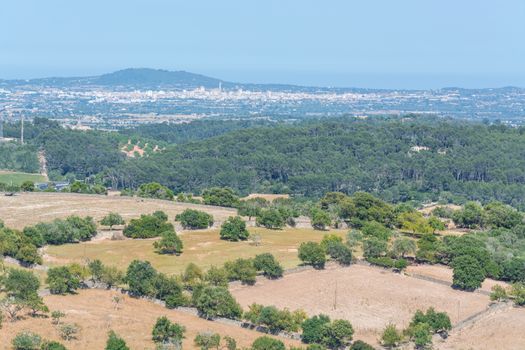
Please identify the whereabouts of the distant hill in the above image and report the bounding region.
[93,68,225,89]
[1,68,523,93]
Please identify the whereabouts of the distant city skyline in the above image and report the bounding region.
[1,0,524,89]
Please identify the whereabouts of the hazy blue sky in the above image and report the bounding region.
[1,0,524,88]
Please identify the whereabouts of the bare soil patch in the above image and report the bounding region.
[0,289,300,350]
[230,264,490,346]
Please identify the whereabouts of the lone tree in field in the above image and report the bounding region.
[151,316,186,347]
[220,216,249,241]
[298,241,326,269]
[176,209,214,229]
[100,213,125,230]
[194,332,221,350]
[153,229,183,255]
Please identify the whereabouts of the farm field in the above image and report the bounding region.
[0,192,237,229]
[0,170,46,186]
[0,289,300,350]
[230,264,491,347]
[437,306,525,350]
[406,264,509,294]
[44,226,346,275]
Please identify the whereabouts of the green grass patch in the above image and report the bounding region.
[0,171,46,186]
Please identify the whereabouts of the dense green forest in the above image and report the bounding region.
[5,116,525,208]
[120,119,274,144]
[107,117,525,207]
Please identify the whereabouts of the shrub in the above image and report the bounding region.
[326,242,352,266]
[176,209,214,229]
[510,282,525,306]
[362,237,388,259]
[361,221,392,240]
[151,316,185,346]
[349,340,375,350]
[253,253,284,279]
[46,266,81,295]
[490,285,509,301]
[59,323,80,341]
[51,310,66,325]
[106,331,129,350]
[298,242,326,269]
[320,234,343,251]
[412,323,432,348]
[194,332,221,350]
[21,181,35,192]
[182,263,204,288]
[123,212,173,238]
[256,209,285,229]
[244,304,306,334]
[321,319,354,349]
[12,331,42,350]
[28,216,97,245]
[137,182,174,200]
[301,314,331,344]
[153,229,183,255]
[202,187,239,207]
[220,216,249,241]
[205,266,229,287]
[408,308,452,343]
[100,213,125,229]
[195,286,242,320]
[16,244,42,265]
[125,260,157,296]
[251,336,285,350]
[381,323,402,348]
[4,268,40,301]
[391,237,416,258]
[452,255,486,291]
[41,341,67,350]
[310,208,331,230]
[224,258,257,285]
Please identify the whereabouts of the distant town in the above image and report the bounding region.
[1,68,524,129]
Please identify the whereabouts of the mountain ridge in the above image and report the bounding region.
[1,68,523,92]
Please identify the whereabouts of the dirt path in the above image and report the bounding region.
[37,150,48,180]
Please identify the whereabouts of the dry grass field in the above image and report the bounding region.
[241,193,290,201]
[230,264,491,347]
[0,192,237,229]
[436,306,525,350]
[0,289,300,350]
[44,226,346,275]
[406,264,509,293]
